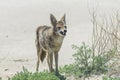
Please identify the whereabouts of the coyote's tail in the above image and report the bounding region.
[40,50,46,62]
[36,27,46,62]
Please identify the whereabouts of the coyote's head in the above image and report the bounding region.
[50,14,67,37]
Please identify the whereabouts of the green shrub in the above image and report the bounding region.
[60,42,116,78]
[72,42,93,76]
[11,67,60,80]
[72,42,109,75]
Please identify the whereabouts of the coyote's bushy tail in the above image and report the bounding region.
[40,50,46,62]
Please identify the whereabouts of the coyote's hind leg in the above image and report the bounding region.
[36,48,42,71]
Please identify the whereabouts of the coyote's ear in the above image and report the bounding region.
[50,14,57,27]
[60,14,66,24]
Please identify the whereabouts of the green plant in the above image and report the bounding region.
[92,55,108,74]
[60,42,116,78]
[72,42,92,68]
[0,77,2,80]
[60,64,81,77]
[11,67,60,80]
[72,42,93,76]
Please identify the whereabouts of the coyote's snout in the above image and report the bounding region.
[35,14,67,74]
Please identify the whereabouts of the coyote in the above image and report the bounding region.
[35,14,67,74]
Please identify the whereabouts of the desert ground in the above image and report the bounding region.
[0,0,120,79]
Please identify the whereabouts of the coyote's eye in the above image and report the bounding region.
[57,27,61,30]
[64,26,67,28]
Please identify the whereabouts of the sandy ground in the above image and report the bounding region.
[0,0,120,80]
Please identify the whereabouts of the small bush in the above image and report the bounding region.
[72,42,93,76]
[11,67,60,80]
[60,42,116,78]
[72,42,109,75]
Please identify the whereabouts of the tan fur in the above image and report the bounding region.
[35,14,67,74]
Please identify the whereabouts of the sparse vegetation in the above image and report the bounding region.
[60,42,116,79]
[10,67,60,80]
[6,41,118,80]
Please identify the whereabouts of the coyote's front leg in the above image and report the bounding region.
[54,52,59,75]
[47,52,54,72]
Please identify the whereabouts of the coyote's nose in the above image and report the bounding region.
[60,31,63,35]
[64,30,67,33]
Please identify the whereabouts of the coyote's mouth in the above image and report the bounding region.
[57,29,67,36]
[60,31,66,36]
[58,29,67,36]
